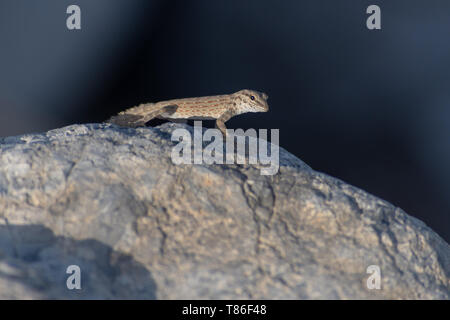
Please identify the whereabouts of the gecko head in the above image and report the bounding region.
[234,89,269,113]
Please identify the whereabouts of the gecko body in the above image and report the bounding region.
[107,89,269,136]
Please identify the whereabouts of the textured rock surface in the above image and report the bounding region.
[0,123,448,299]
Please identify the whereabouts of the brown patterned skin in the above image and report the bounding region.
[107,89,269,136]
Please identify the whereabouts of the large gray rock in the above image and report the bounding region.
[0,123,448,299]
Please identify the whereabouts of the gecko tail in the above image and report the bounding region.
[107,113,147,128]
[106,104,178,128]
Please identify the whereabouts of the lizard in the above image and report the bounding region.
[106,89,269,137]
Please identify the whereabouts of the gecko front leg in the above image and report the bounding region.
[215,109,234,138]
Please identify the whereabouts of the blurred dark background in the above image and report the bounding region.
[0,1,449,242]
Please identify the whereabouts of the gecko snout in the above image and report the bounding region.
[260,92,269,111]
[261,100,269,112]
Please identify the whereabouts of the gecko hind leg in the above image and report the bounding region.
[158,105,178,117]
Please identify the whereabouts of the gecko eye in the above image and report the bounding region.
[250,96,255,100]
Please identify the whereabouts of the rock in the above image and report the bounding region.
[0,122,448,299]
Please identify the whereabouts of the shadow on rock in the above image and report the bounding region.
[0,223,157,299]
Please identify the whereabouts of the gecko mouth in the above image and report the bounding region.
[254,102,269,112]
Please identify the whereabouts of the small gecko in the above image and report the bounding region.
[107,89,269,136]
